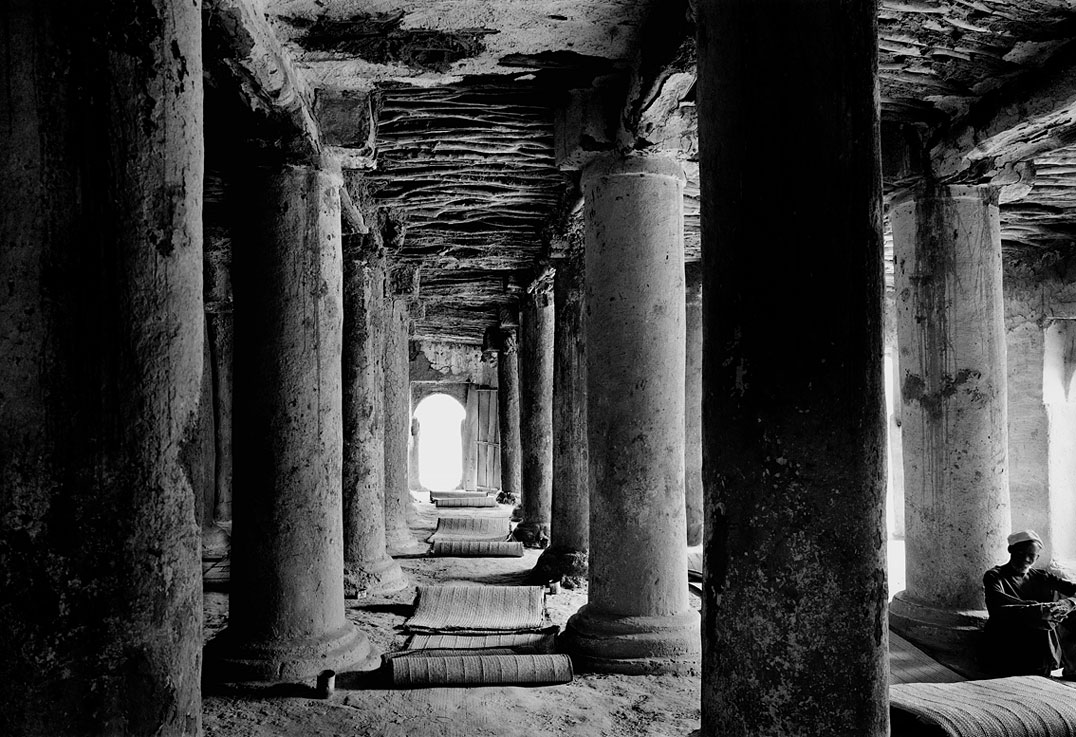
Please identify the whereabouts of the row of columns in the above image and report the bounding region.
[0,1,1017,735]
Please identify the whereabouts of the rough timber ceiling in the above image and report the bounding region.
[212,0,1076,343]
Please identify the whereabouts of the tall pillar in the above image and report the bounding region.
[889,184,1010,652]
[0,1,203,732]
[208,162,377,682]
[514,283,555,546]
[342,241,406,596]
[697,0,889,733]
[684,262,704,548]
[203,229,234,564]
[205,231,235,527]
[408,415,423,492]
[498,327,523,503]
[384,295,425,555]
[536,251,589,582]
[561,154,699,674]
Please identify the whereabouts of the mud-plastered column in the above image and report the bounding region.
[0,2,204,732]
[536,251,589,582]
[203,225,234,562]
[684,261,704,548]
[207,161,378,683]
[561,154,699,673]
[514,281,555,546]
[498,326,523,503]
[384,292,425,555]
[889,184,1010,652]
[342,238,406,596]
[697,0,889,733]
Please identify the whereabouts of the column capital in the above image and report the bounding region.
[581,152,686,188]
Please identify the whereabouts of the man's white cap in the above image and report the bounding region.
[1007,529,1043,547]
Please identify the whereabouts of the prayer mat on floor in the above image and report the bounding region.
[425,516,512,543]
[405,585,554,634]
[888,631,965,685]
[429,490,491,500]
[406,632,556,653]
[686,550,703,582]
[890,676,1076,737]
[388,653,573,688]
[434,496,498,508]
[431,540,524,557]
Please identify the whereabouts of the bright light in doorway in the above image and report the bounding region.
[414,393,466,492]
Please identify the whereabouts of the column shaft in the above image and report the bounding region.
[697,0,889,733]
[0,1,203,732]
[515,287,555,546]
[562,154,699,674]
[205,233,235,526]
[889,185,1010,648]
[384,297,424,555]
[536,252,589,581]
[342,247,406,595]
[684,262,704,547]
[212,163,376,682]
[498,330,523,502]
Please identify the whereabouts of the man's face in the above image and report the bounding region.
[1008,542,1042,574]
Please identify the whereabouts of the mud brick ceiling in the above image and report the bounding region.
[206,0,1076,343]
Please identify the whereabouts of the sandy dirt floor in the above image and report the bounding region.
[202,498,702,737]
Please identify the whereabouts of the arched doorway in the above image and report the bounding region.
[413,393,467,492]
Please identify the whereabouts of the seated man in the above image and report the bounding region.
[983,530,1076,677]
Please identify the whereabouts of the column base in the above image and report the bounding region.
[386,526,429,557]
[512,521,550,548]
[201,523,231,561]
[560,604,700,675]
[889,590,987,659]
[533,546,588,586]
[344,555,407,598]
[203,622,380,685]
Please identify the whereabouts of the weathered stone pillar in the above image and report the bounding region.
[342,241,406,596]
[0,2,203,732]
[684,261,704,548]
[561,154,699,674]
[536,252,589,582]
[205,231,235,526]
[498,326,523,503]
[697,0,889,732]
[514,282,555,546]
[384,294,425,555]
[408,415,423,492]
[889,185,1010,652]
[208,162,377,683]
[203,229,233,563]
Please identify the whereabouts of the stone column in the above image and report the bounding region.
[207,162,377,683]
[697,0,889,732]
[384,295,425,555]
[408,415,423,492]
[498,327,523,503]
[514,284,555,547]
[561,154,699,674]
[205,232,234,525]
[684,262,704,548]
[342,241,406,596]
[536,252,589,582]
[203,230,234,563]
[0,2,203,732]
[889,185,1010,652]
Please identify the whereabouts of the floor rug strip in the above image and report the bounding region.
[890,676,1076,737]
[389,653,573,688]
[435,496,498,508]
[407,632,556,653]
[406,585,551,633]
[425,517,511,543]
[429,491,492,500]
[431,540,524,558]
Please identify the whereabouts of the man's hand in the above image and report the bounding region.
[1044,599,1076,624]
